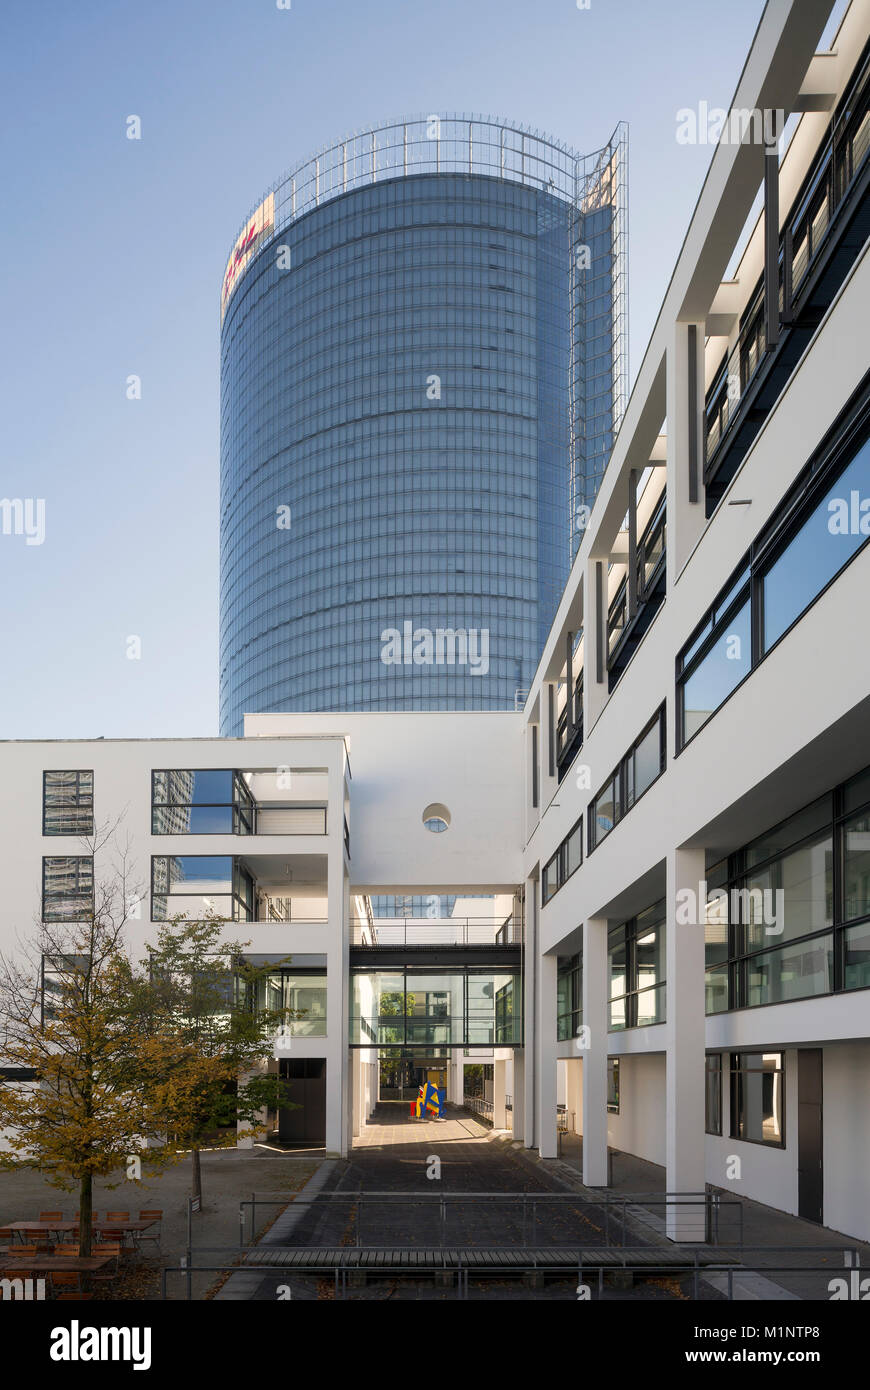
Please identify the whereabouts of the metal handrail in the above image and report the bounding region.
[237,1189,746,1249]
[351,916,525,947]
[163,1242,864,1301]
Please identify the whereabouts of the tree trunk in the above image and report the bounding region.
[79,1172,93,1258]
[191,1146,202,1205]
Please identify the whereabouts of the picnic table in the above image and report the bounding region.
[6,1219,155,1237]
[1,1253,115,1272]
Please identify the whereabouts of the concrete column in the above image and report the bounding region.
[512,1049,525,1140]
[582,915,609,1186]
[666,845,707,1239]
[535,953,558,1158]
[352,1049,364,1139]
[666,322,707,588]
[325,752,350,1157]
[523,875,537,1148]
[493,1060,507,1130]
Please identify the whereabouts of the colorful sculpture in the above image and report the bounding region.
[410,1081,445,1118]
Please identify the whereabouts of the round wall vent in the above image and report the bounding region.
[422,802,451,833]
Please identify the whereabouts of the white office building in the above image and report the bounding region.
[2,0,870,1244]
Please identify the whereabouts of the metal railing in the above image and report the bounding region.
[463,1096,494,1123]
[162,1246,864,1301]
[236,1189,744,1250]
[351,915,524,947]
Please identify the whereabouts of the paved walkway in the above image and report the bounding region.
[215,1107,702,1300]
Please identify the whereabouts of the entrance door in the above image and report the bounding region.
[797,1049,823,1224]
[278,1058,326,1144]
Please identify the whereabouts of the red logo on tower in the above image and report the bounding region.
[221,193,275,324]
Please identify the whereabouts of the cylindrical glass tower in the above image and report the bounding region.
[219,115,627,734]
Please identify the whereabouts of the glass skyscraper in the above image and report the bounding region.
[219,115,627,734]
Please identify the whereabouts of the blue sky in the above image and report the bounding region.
[0,0,796,738]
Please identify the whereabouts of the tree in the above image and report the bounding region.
[0,835,179,1256]
[129,915,298,1205]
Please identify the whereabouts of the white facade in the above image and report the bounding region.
[2,0,870,1244]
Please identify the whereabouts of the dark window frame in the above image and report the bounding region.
[588,706,666,854]
[607,900,666,1031]
[705,1054,723,1136]
[606,1056,620,1114]
[151,769,255,836]
[679,376,870,753]
[41,856,94,923]
[541,815,583,907]
[703,763,870,1014]
[729,1050,786,1149]
[150,854,255,923]
[42,770,94,837]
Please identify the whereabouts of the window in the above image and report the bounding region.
[608,901,666,1030]
[152,770,254,835]
[680,389,870,749]
[730,1052,784,1147]
[679,597,751,744]
[761,432,870,653]
[151,856,254,922]
[259,970,327,1037]
[589,707,665,852]
[541,817,583,906]
[704,788,848,1013]
[42,857,94,922]
[705,1055,722,1136]
[41,953,90,1024]
[607,1057,620,1113]
[557,954,582,1041]
[638,494,666,595]
[43,771,93,836]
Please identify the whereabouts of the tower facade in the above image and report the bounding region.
[219,116,627,733]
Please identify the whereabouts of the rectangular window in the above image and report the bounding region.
[608,901,665,1030]
[607,1057,620,1113]
[258,970,327,1037]
[730,1052,784,1147]
[557,953,582,1042]
[540,816,583,907]
[679,392,870,750]
[43,771,94,836]
[41,953,90,1024]
[152,770,254,835]
[705,1055,722,1136]
[150,855,254,922]
[679,599,751,744]
[589,708,665,852]
[761,433,870,654]
[42,857,94,922]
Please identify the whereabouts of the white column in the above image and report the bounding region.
[666,845,707,1239]
[325,754,350,1157]
[666,322,706,588]
[536,953,558,1158]
[582,915,609,1186]
[512,1050,525,1140]
[493,1060,507,1129]
[523,876,537,1148]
